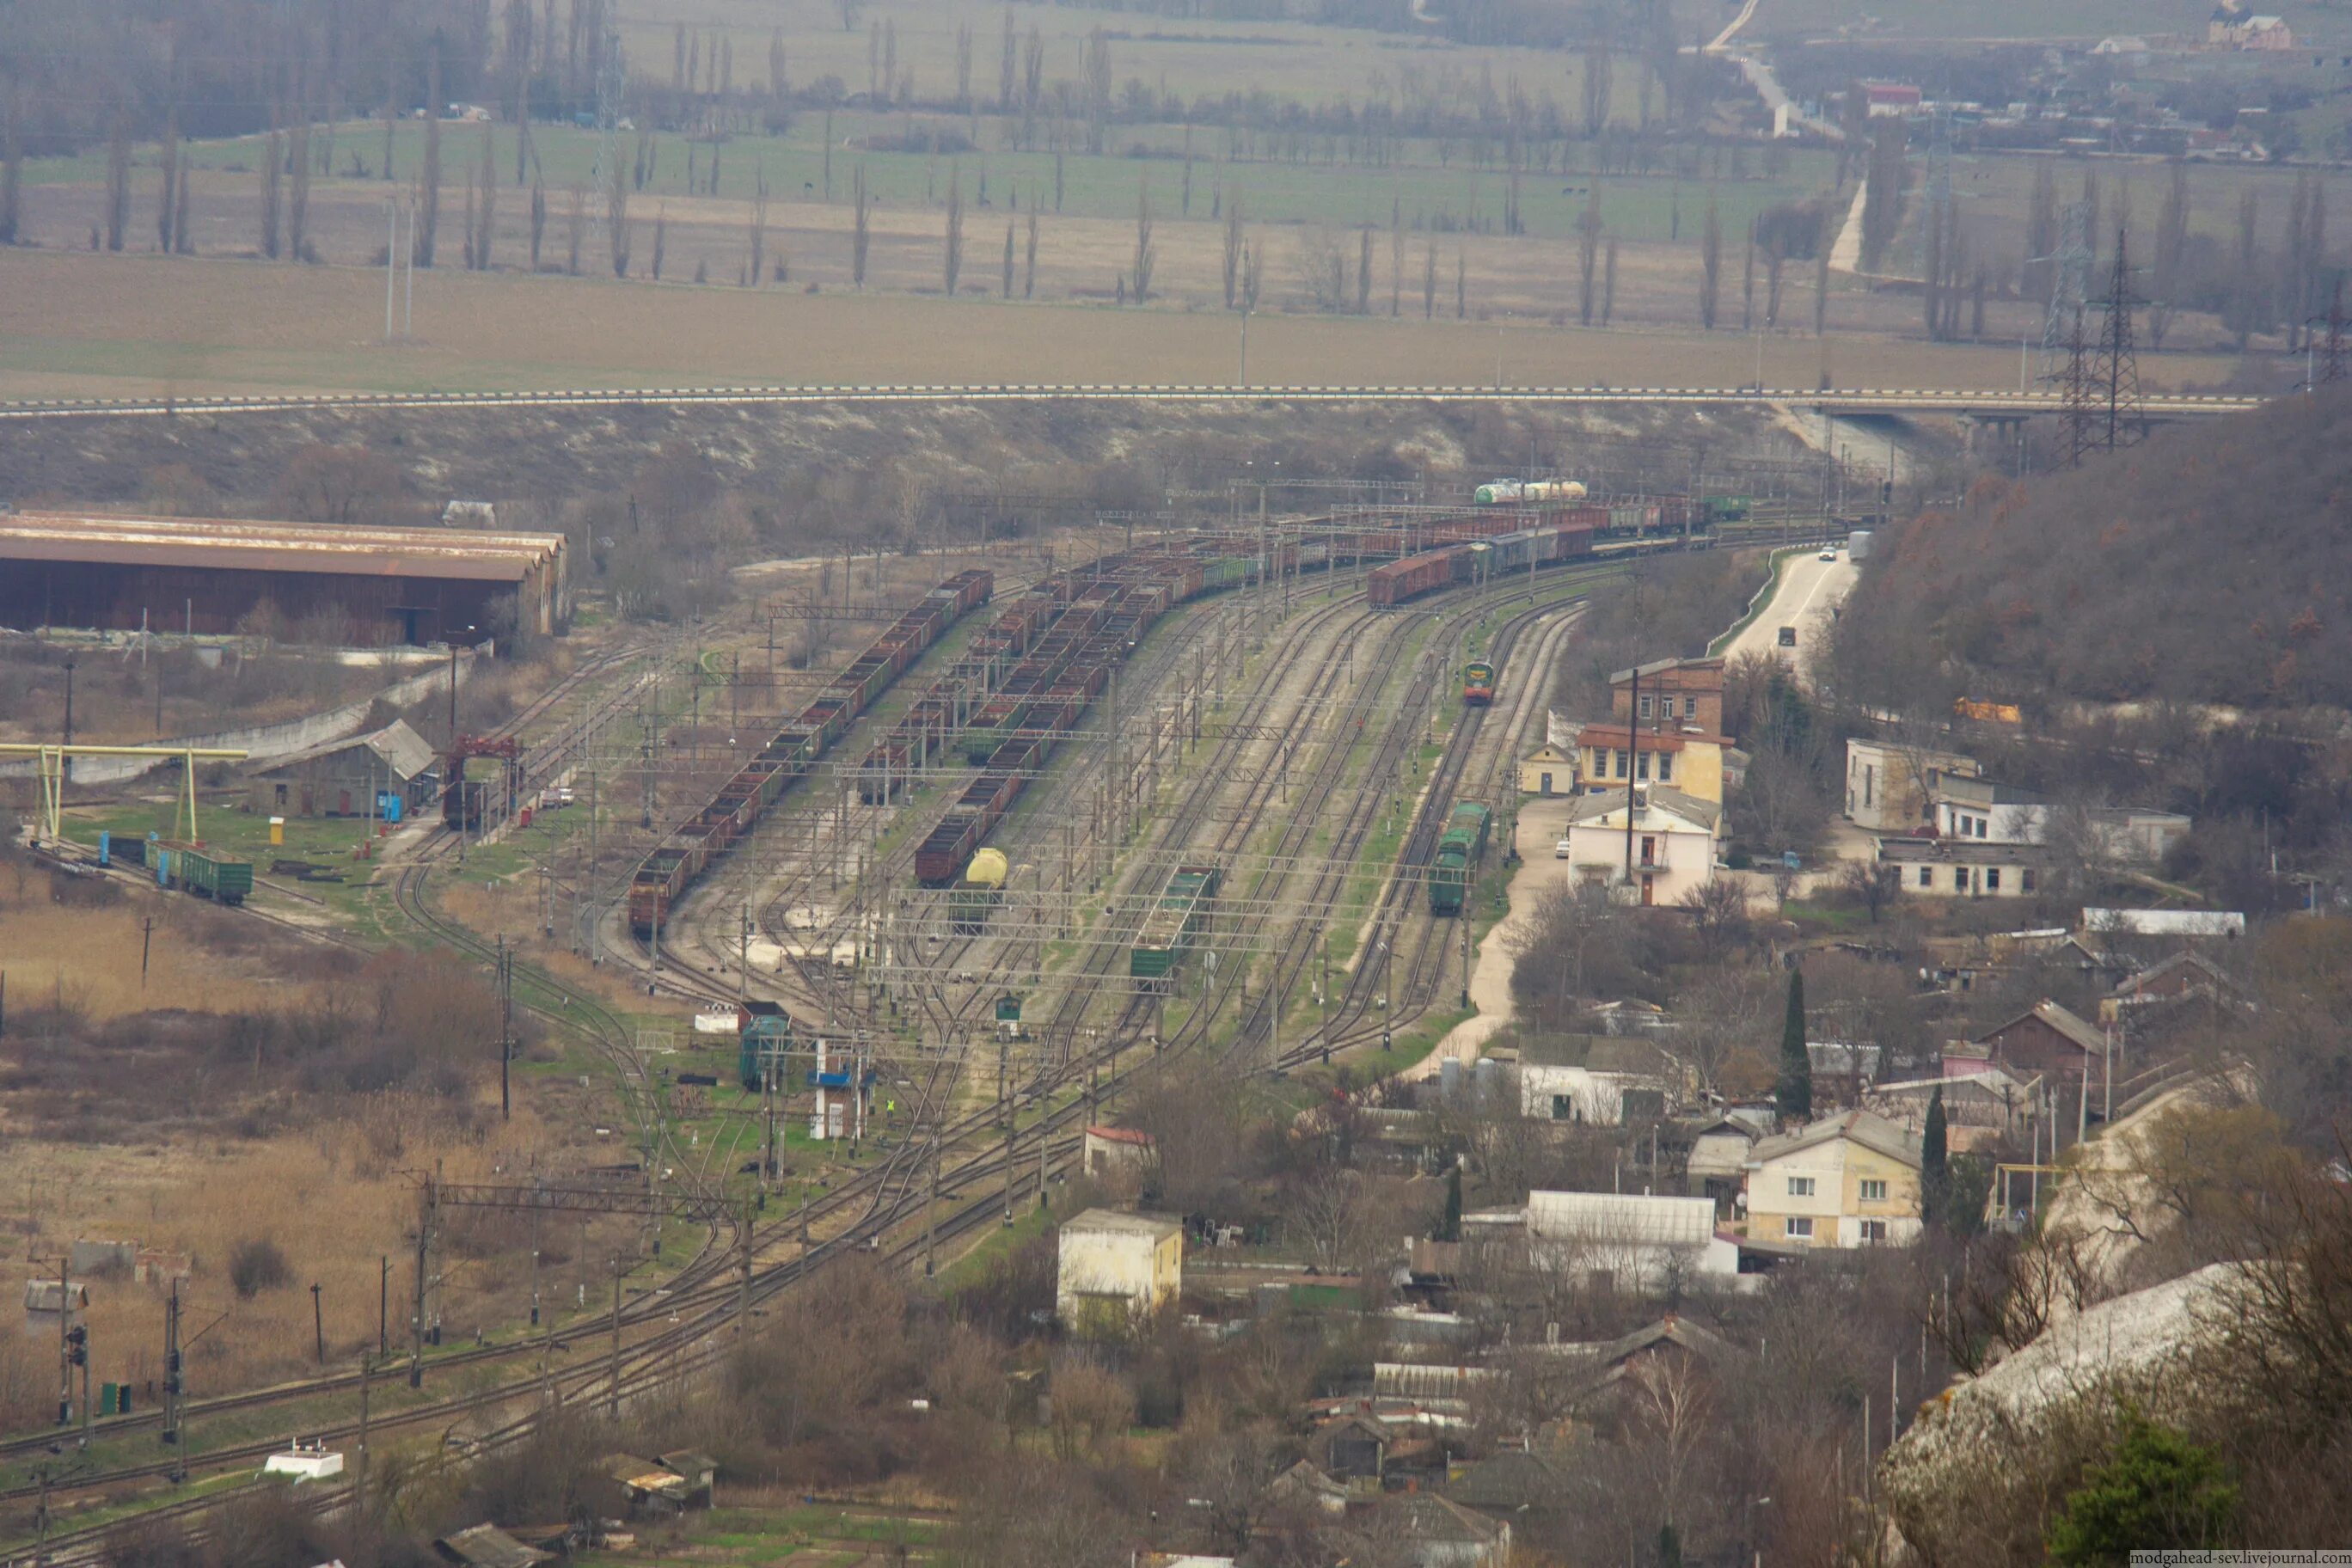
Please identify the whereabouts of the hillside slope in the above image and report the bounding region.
[1837,389,2352,711]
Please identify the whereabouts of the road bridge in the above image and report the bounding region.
[0,383,2266,423]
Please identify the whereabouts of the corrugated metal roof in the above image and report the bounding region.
[253,719,438,781]
[1527,1191,1719,1247]
[0,511,563,583]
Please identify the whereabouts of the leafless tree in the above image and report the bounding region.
[1700,193,1721,329]
[1132,179,1155,303]
[287,116,311,260]
[260,126,285,260]
[171,162,192,254]
[1423,239,1437,319]
[1024,197,1038,297]
[470,124,493,269]
[746,169,767,285]
[1001,218,1015,297]
[649,204,665,279]
[852,162,870,288]
[1577,187,1604,324]
[1285,1166,1401,1277]
[0,90,21,246]
[1222,189,1245,309]
[157,101,181,254]
[1678,876,1753,958]
[998,6,1017,112]
[954,22,974,113]
[1603,238,1619,324]
[417,53,443,266]
[1455,248,1467,319]
[605,162,630,278]
[529,180,546,270]
[943,170,965,295]
[1838,858,1900,923]
[1357,224,1373,314]
[1045,1351,1132,1461]
[103,109,130,251]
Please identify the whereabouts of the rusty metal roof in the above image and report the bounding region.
[0,511,565,583]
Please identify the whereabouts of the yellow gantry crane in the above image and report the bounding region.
[0,744,248,845]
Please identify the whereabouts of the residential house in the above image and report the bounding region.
[1081,1124,1155,1182]
[1519,1035,1674,1126]
[1875,836,2048,899]
[1969,1000,2110,1106]
[1553,1314,1738,1402]
[1844,738,1976,831]
[246,719,438,820]
[2210,3,2292,46]
[1447,1448,1567,1522]
[1868,1071,2037,1150]
[1314,1411,1393,1485]
[1570,720,1730,805]
[2083,808,2194,867]
[1685,1117,1762,1214]
[1055,1210,1184,1332]
[1372,1492,1512,1568]
[2105,950,2244,1009]
[1517,739,1578,796]
[1611,656,1726,735]
[1264,1459,1349,1516]
[1526,1190,1742,1291]
[1934,775,2049,844]
[1743,1111,1924,1249]
[1559,787,1722,907]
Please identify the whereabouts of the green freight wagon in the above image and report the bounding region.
[1428,802,1491,916]
[1130,864,1221,983]
[168,845,254,905]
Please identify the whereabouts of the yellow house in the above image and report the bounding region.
[1572,721,1729,806]
[1518,742,1577,796]
[1742,1111,1922,1248]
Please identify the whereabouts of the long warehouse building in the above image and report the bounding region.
[0,511,570,646]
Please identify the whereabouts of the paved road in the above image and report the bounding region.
[0,383,2264,424]
[1720,546,1860,682]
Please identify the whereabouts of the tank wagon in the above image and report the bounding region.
[1427,802,1491,916]
[629,569,993,940]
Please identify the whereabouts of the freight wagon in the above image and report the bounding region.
[1367,524,1597,609]
[1428,802,1491,916]
[1130,864,1221,984]
[629,569,992,939]
[157,843,254,905]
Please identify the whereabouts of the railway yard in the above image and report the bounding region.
[2,487,1814,1563]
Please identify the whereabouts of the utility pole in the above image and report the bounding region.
[409,1179,433,1388]
[608,1259,625,1418]
[162,1280,185,1479]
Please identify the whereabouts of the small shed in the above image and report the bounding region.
[248,719,438,819]
[657,1449,718,1507]
[1314,1411,1392,1483]
[432,1524,551,1568]
[596,1453,689,1519]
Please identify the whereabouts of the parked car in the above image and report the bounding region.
[1555,838,1573,859]
[1778,625,1798,647]
[1818,547,1839,560]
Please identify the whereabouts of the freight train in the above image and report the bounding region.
[1366,522,1599,609]
[1427,802,1491,916]
[154,842,254,905]
[1473,478,1588,505]
[912,539,1283,888]
[1130,863,1221,986]
[628,569,995,940]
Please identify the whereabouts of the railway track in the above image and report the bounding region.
[2,543,1663,1558]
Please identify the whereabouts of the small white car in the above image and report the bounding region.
[1555,838,1573,859]
[1819,547,1839,560]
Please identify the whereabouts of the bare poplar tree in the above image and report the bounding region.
[1025,197,1038,297]
[462,161,479,268]
[157,99,181,253]
[1002,219,1015,297]
[260,127,285,260]
[955,23,974,113]
[943,171,965,294]
[417,48,444,266]
[565,183,585,275]
[530,179,547,269]
[104,109,130,251]
[1603,239,1618,324]
[0,90,21,246]
[852,162,871,288]
[652,204,666,279]
[748,169,768,285]
[1577,188,1604,323]
[1699,193,1721,329]
[1390,200,1403,315]
[474,125,495,268]
[380,64,397,183]
[607,162,631,278]
[1222,190,1244,309]
[1356,225,1372,314]
[1133,179,1155,303]
[1455,248,1466,319]
[1424,239,1437,319]
[999,8,1017,112]
[172,166,192,254]
[1742,215,1755,331]
[1815,211,1832,337]
[288,116,312,260]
